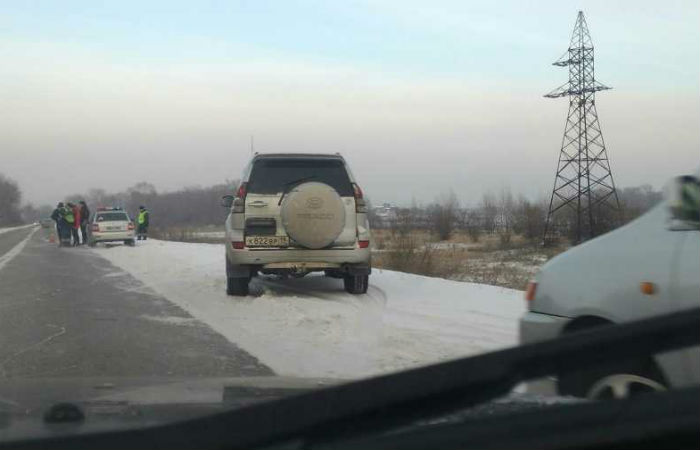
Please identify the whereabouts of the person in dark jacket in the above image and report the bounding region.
[137,205,150,240]
[79,201,90,245]
[50,202,64,246]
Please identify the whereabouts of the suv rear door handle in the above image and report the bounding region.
[248,201,268,208]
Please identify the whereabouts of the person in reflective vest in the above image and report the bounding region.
[137,206,150,240]
[58,203,74,246]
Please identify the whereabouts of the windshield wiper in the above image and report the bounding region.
[278,176,317,205]
[12,308,700,450]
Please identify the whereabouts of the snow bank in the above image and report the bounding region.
[92,240,526,379]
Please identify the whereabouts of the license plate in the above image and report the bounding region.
[245,236,289,247]
[106,226,119,231]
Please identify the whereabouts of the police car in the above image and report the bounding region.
[87,207,136,247]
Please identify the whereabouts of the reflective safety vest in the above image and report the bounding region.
[63,207,74,224]
[138,210,148,225]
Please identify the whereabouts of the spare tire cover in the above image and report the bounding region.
[281,182,346,249]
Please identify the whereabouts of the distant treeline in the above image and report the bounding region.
[368,184,663,244]
[64,181,241,229]
[3,171,662,242]
[13,180,239,229]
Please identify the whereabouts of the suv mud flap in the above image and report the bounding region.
[340,264,371,276]
[227,260,252,278]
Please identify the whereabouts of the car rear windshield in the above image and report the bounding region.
[247,158,354,196]
[95,212,129,222]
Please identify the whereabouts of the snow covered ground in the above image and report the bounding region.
[92,240,526,379]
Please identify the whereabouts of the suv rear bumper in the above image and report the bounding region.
[226,246,370,265]
[91,231,136,241]
[226,246,371,277]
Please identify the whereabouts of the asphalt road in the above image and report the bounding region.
[0,226,272,379]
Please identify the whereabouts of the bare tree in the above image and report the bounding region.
[480,192,498,234]
[497,186,516,245]
[461,208,482,242]
[514,196,546,242]
[429,190,458,241]
[0,173,22,226]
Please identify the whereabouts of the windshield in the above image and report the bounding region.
[0,1,698,446]
[95,212,130,222]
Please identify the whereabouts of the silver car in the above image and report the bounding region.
[222,153,371,296]
[87,207,137,247]
[520,175,700,399]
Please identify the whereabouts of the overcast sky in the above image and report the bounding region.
[2,0,698,207]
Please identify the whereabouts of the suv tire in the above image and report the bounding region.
[344,274,368,294]
[227,276,250,296]
[226,257,249,296]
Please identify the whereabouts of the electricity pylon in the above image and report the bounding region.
[543,11,620,244]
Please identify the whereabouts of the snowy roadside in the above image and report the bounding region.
[92,240,526,379]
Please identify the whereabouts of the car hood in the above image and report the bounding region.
[532,203,667,318]
[0,375,340,442]
[0,375,340,412]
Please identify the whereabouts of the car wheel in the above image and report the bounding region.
[558,358,666,399]
[125,239,136,246]
[88,240,97,247]
[226,257,249,296]
[344,274,368,294]
[227,276,249,296]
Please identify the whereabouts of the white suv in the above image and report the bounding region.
[87,207,136,247]
[222,153,371,296]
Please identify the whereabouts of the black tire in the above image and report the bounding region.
[226,257,249,296]
[88,240,96,247]
[344,274,369,294]
[558,321,666,399]
[124,239,136,246]
[558,358,665,399]
[227,276,249,296]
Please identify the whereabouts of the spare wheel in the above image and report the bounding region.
[281,182,346,249]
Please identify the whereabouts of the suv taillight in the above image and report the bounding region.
[127,222,135,230]
[91,223,99,232]
[233,182,248,213]
[353,183,367,213]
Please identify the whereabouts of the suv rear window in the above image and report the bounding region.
[95,212,129,222]
[247,158,354,196]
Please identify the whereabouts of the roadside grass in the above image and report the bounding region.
[372,229,568,290]
[150,225,224,244]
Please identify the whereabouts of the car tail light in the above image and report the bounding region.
[358,240,369,248]
[525,281,538,302]
[233,182,248,213]
[127,222,135,230]
[91,223,99,232]
[232,241,245,250]
[353,183,367,213]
